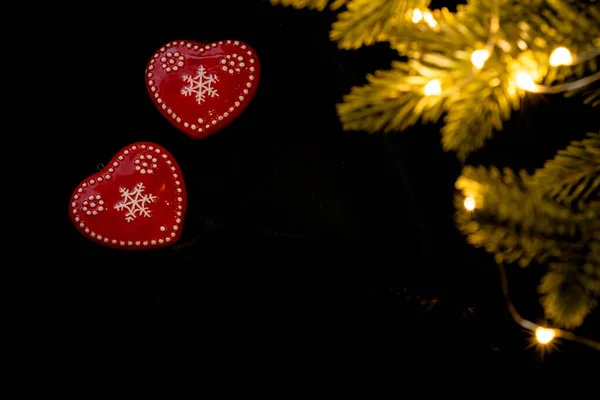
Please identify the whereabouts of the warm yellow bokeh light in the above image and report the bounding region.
[423,11,437,27]
[549,47,573,66]
[471,49,490,69]
[411,9,423,23]
[535,327,555,344]
[515,71,536,91]
[424,79,442,96]
[463,196,476,211]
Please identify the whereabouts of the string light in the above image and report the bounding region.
[471,49,490,69]
[496,262,600,352]
[517,71,600,93]
[535,327,556,344]
[410,8,438,27]
[515,71,536,91]
[455,3,499,92]
[513,47,598,93]
[411,9,423,23]
[573,45,600,64]
[511,47,598,93]
[457,191,600,352]
[277,0,600,354]
[549,47,573,66]
[423,79,442,96]
[463,196,476,211]
[423,11,437,28]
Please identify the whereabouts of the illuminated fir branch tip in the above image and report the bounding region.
[496,263,600,351]
[557,330,600,351]
[517,71,600,94]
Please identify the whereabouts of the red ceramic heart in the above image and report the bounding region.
[145,39,261,139]
[69,142,187,250]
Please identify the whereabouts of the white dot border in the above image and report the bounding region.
[146,40,257,136]
[71,143,186,249]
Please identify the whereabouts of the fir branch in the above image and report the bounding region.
[337,57,521,160]
[545,0,600,32]
[441,73,518,161]
[441,103,496,163]
[582,86,600,107]
[456,137,600,328]
[531,132,600,208]
[269,0,348,11]
[336,61,446,132]
[330,0,430,49]
[464,1,600,91]
[493,0,600,43]
[454,166,597,267]
[389,7,492,56]
[539,259,600,329]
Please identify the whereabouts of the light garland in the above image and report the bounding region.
[422,10,437,28]
[571,45,600,65]
[549,47,573,67]
[498,261,600,351]
[463,196,476,211]
[462,199,600,352]
[514,46,600,92]
[517,71,600,94]
[515,71,536,91]
[416,0,501,96]
[512,45,600,93]
[410,8,423,23]
[408,3,599,98]
[535,327,555,344]
[416,4,599,346]
[423,79,442,96]
[410,8,437,28]
[420,1,500,96]
[471,49,491,70]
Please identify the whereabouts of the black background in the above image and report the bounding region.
[49,0,598,385]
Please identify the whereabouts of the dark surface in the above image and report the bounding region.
[50,0,598,385]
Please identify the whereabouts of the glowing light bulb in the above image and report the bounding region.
[423,11,437,27]
[463,196,476,211]
[411,9,423,23]
[423,79,441,96]
[549,47,573,66]
[471,49,490,69]
[515,71,535,91]
[535,327,555,344]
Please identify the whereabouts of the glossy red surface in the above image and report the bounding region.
[146,39,261,139]
[69,142,187,250]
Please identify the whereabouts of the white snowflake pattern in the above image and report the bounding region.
[114,183,158,222]
[181,65,219,104]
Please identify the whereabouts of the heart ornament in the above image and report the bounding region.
[69,142,187,249]
[146,39,260,139]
